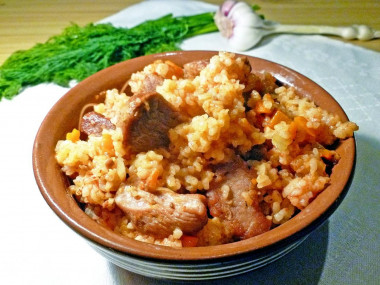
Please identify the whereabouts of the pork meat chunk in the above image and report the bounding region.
[206,156,271,241]
[183,59,209,79]
[115,186,208,238]
[122,92,185,153]
[80,111,115,136]
[135,73,164,95]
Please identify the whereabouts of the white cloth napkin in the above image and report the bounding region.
[1,1,379,284]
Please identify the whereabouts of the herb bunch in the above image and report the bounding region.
[0,12,217,100]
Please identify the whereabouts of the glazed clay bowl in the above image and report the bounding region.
[32,51,356,280]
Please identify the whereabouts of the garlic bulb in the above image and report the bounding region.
[214,0,380,51]
[214,1,265,50]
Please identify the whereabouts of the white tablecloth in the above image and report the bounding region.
[1,1,379,284]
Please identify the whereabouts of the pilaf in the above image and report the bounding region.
[55,52,358,248]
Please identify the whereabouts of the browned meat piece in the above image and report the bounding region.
[239,57,255,93]
[115,186,208,238]
[257,72,278,95]
[240,144,268,161]
[80,111,115,136]
[139,73,164,94]
[122,92,186,153]
[206,156,271,241]
[183,59,209,79]
[244,73,264,95]
[238,57,278,96]
[130,61,184,95]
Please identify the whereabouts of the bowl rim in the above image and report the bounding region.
[32,50,356,261]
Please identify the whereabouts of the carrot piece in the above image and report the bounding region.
[320,149,335,161]
[294,116,317,137]
[181,235,199,247]
[288,121,297,141]
[165,60,184,78]
[66,128,80,142]
[246,109,256,123]
[146,169,160,190]
[239,117,255,133]
[254,100,272,114]
[102,133,115,156]
[268,110,291,128]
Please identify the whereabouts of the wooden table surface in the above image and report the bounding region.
[1,0,379,65]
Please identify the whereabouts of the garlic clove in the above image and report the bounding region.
[228,2,264,28]
[216,0,380,51]
[215,1,266,50]
[220,0,237,16]
[228,26,264,51]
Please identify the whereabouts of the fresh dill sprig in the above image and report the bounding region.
[0,12,218,100]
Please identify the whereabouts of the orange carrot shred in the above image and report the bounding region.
[254,99,272,114]
[181,235,198,247]
[294,116,317,137]
[165,60,184,78]
[268,110,291,128]
[146,169,160,190]
[102,133,115,156]
[321,149,335,160]
[66,128,80,142]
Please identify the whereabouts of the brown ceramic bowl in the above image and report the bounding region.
[32,51,356,280]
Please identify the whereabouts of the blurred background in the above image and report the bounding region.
[0,0,379,65]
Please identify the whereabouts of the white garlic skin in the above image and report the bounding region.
[229,26,264,51]
[228,2,264,28]
[224,1,266,50]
